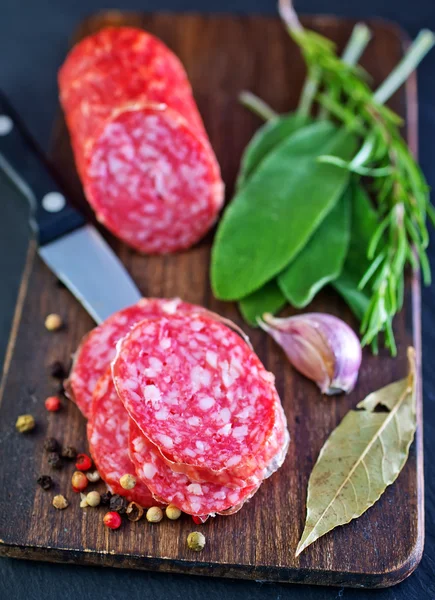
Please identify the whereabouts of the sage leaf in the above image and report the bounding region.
[332,183,378,319]
[211,123,358,300]
[237,113,309,189]
[238,280,286,326]
[278,187,351,308]
[296,348,417,556]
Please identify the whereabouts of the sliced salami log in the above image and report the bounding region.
[66,298,198,419]
[129,421,259,516]
[59,27,224,254]
[59,27,207,144]
[87,368,155,507]
[113,313,283,483]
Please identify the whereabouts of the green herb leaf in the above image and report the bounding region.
[332,183,378,320]
[238,280,287,326]
[237,113,309,189]
[278,188,351,308]
[211,123,358,300]
[296,348,416,556]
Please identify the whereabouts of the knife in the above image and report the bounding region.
[0,91,142,324]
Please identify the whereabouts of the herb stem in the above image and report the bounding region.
[318,23,371,119]
[342,23,372,66]
[374,30,435,105]
[297,67,320,117]
[238,91,278,121]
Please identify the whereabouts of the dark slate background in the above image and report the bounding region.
[1,1,434,598]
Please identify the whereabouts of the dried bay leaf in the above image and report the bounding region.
[296,348,417,556]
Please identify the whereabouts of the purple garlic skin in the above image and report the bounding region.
[259,313,362,394]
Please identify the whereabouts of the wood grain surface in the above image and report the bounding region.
[0,12,424,588]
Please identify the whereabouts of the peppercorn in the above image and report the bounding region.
[100,491,113,506]
[119,473,136,490]
[109,494,128,514]
[15,414,35,433]
[49,360,67,380]
[146,506,164,523]
[166,504,182,520]
[80,493,89,508]
[61,446,77,460]
[43,437,60,452]
[48,452,63,470]
[45,313,63,331]
[103,511,122,530]
[45,396,62,412]
[37,475,53,491]
[52,495,68,510]
[126,502,144,522]
[86,470,100,482]
[71,471,88,492]
[187,531,206,552]
[86,491,101,507]
[75,453,92,471]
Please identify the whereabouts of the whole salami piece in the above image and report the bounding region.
[87,368,156,507]
[129,421,260,517]
[66,298,199,419]
[112,313,286,484]
[59,27,224,254]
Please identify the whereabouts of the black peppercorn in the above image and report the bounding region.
[48,452,63,469]
[126,501,144,522]
[43,437,60,453]
[109,494,128,514]
[61,446,77,460]
[37,475,54,490]
[49,360,67,380]
[100,491,113,506]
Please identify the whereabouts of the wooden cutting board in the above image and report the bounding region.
[0,12,424,588]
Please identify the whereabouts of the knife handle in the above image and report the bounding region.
[0,91,85,245]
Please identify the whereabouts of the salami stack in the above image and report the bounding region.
[71,298,289,518]
[59,27,224,254]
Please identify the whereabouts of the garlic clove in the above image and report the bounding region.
[259,312,362,394]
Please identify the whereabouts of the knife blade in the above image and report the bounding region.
[0,91,141,324]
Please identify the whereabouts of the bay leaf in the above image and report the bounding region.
[211,122,358,300]
[238,280,286,326]
[278,187,351,308]
[236,113,309,189]
[296,348,417,556]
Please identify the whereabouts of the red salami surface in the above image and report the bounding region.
[162,398,289,488]
[59,27,224,253]
[66,298,199,419]
[129,421,259,516]
[84,105,223,254]
[113,314,282,483]
[87,369,155,507]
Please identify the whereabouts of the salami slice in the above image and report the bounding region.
[84,105,224,254]
[66,298,198,419]
[87,368,155,507]
[112,313,282,482]
[162,398,289,488]
[59,27,224,254]
[129,421,259,516]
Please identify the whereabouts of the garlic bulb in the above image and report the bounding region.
[259,313,362,394]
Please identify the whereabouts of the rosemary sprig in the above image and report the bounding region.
[279,0,435,354]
